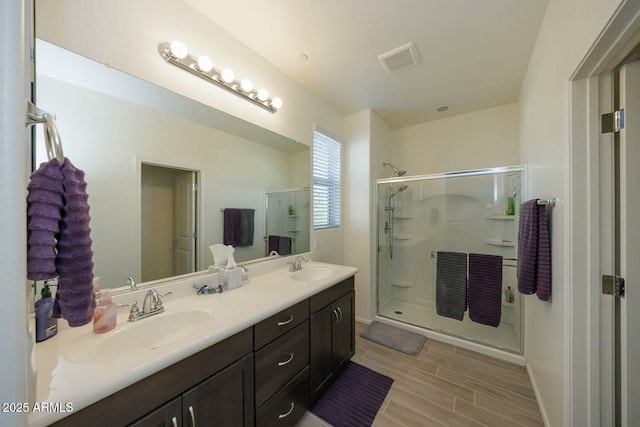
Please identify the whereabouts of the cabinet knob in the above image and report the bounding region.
[278,402,295,419]
[337,307,343,322]
[171,416,178,427]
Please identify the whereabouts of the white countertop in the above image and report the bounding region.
[28,256,357,426]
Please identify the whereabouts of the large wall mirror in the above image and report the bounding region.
[34,39,311,290]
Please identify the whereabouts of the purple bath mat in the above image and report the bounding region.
[310,361,393,426]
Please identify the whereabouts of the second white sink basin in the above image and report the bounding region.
[64,309,211,364]
[290,265,337,282]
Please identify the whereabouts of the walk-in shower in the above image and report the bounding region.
[376,166,524,353]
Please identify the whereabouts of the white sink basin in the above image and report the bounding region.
[64,309,211,364]
[290,265,337,282]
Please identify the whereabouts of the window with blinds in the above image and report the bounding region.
[313,131,341,229]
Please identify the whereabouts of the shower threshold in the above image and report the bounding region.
[378,299,521,356]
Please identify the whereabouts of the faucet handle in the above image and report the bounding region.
[117,301,140,321]
[155,291,172,308]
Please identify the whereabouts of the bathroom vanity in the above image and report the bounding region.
[29,258,356,427]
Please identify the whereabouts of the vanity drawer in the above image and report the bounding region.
[255,320,309,408]
[256,366,310,427]
[254,299,309,350]
[310,276,354,313]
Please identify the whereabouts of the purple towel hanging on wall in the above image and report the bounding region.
[517,199,551,301]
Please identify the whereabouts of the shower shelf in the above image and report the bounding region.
[485,238,515,247]
[392,235,412,240]
[394,216,412,219]
[391,280,413,288]
[486,214,515,220]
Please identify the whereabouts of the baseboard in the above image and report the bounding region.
[526,363,550,427]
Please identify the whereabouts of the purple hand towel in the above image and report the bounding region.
[27,159,64,280]
[468,254,503,327]
[517,199,552,301]
[53,159,96,326]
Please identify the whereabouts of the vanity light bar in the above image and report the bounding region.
[158,41,283,113]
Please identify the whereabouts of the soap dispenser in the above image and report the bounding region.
[35,282,58,342]
[93,288,117,333]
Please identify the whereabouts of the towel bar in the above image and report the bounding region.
[430,251,517,264]
[536,198,556,207]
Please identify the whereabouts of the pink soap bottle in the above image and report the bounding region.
[93,288,116,333]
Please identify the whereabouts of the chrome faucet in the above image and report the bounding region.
[289,255,309,272]
[120,288,172,322]
[126,276,137,291]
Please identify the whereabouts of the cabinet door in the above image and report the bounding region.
[309,305,333,402]
[332,291,355,372]
[130,397,182,427]
[182,353,254,427]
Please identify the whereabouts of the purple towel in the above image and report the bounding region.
[517,199,552,301]
[27,158,95,327]
[223,208,255,247]
[435,251,468,321]
[54,159,95,326]
[27,159,64,280]
[468,254,503,327]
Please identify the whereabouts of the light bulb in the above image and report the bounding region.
[221,68,235,83]
[169,41,188,59]
[240,78,253,92]
[197,56,213,72]
[271,97,283,109]
[257,88,269,101]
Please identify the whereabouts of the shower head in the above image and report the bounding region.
[388,185,408,202]
[383,162,407,178]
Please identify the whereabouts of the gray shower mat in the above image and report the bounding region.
[360,321,426,356]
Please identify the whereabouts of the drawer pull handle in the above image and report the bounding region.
[278,402,295,419]
[337,306,343,322]
[189,405,196,427]
[277,352,294,366]
[171,416,178,427]
[277,315,294,326]
[332,309,339,324]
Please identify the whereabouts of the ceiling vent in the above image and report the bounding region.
[378,42,420,75]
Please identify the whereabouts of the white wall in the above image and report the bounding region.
[343,109,392,322]
[518,0,623,426]
[36,0,344,148]
[391,103,520,175]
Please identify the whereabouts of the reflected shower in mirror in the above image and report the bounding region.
[265,188,311,256]
[34,39,311,290]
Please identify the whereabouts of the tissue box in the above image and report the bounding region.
[219,267,244,290]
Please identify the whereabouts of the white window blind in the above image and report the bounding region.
[313,131,341,229]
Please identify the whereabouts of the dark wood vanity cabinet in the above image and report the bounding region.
[309,276,355,403]
[254,300,310,427]
[51,328,254,427]
[50,275,355,427]
[131,353,254,427]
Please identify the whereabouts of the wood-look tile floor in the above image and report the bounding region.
[350,321,544,427]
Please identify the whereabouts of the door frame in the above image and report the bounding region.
[136,158,204,279]
[568,2,640,426]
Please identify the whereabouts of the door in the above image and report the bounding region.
[182,353,254,427]
[617,60,640,426]
[332,291,355,371]
[174,171,196,275]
